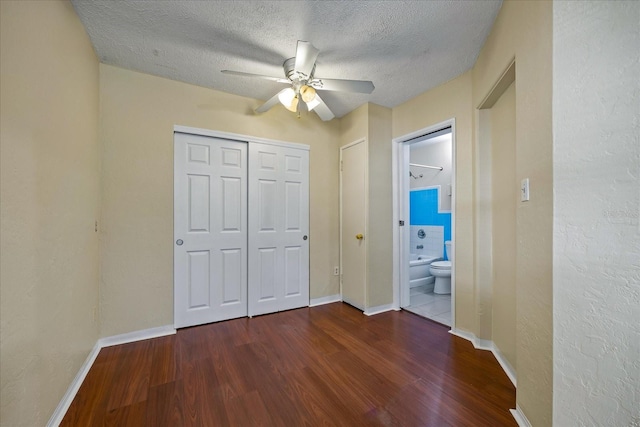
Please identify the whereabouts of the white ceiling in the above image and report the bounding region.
[71,1,502,119]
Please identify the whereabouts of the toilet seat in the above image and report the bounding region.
[430,261,451,270]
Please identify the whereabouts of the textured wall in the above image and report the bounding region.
[339,103,369,147]
[490,82,517,373]
[472,1,553,424]
[553,1,640,425]
[99,64,341,336]
[0,1,100,425]
[393,72,475,332]
[338,103,394,310]
[366,103,393,308]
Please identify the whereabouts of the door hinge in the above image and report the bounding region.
[340,160,343,171]
[95,220,98,232]
[399,220,405,226]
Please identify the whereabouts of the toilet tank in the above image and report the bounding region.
[445,241,452,261]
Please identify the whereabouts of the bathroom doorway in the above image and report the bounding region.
[392,119,456,328]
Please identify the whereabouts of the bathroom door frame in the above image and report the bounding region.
[391,118,456,329]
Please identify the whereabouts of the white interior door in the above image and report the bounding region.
[248,142,309,316]
[174,132,247,328]
[340,140,367,311]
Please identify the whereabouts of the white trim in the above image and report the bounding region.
[46,342,101,427]
[392,118,456,332]
[510,404,532,427]
[364,303,398,316]
[174,125,310,151]
[492,345,517,388]
[47,324,176,426]
[99,324,176,348]
[449,328,517,387]
[392,137,399,309]
[309,294,342,307]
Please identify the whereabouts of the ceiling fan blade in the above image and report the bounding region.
[310,94,335,121]
[255,89,289,113]
[309,77,375,94]
[293,41,319,80]
[221,70,289,84]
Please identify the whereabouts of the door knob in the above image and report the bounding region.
[176,239,183,246]
[355,234,364,240]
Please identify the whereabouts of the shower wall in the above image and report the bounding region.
[410,188,451,259]
[409,135,452,259]
[409,225,444,258]
[410,138,452,211]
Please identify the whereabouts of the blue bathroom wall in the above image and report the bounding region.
[410,188,451,259]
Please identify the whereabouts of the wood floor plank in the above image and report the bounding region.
[148,335,179,387]
[102,401,147,427]
[224,390,276,426]
[105,340,153,411]
[144,381,184,427]
[60,349,117,426]
[181,357,230,426]
[62,303,517,426]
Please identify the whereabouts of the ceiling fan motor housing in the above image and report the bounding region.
[283,57,316,83]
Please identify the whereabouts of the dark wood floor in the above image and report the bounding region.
[62,303,516,426]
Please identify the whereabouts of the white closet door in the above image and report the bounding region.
[174,133,247,328]
[248,142,309,316]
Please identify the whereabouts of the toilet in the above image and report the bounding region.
[430,241,452,294]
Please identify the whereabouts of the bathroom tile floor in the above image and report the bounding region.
[404,284,452,326]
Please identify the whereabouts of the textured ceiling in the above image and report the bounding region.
[71,1,502,119]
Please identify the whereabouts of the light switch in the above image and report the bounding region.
[521,178,530,202]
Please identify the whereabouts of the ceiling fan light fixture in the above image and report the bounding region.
[305,94,321,111]
[278,87,298,112]
[300,85,316,103]
[229,40,373,121]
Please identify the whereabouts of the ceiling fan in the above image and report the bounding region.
[222,41,375,121]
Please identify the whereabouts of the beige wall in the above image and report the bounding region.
[553,2,640,425]
[366,104,393,308]
[393,72,475,331]
[392,0,553,423]
[490,82,517,371]
[339,103,369,146]
[472,0,553,424]
[99,64,341,336]
[0,1,100,425]
[338,103,393,309]
[0,1,556,424]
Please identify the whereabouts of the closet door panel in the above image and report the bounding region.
[249,142,309,316]
[174,133,248,328]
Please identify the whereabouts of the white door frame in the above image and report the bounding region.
[391,118,456,330]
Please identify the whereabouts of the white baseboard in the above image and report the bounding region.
[99,324,176,348]
[449,328,517,387]
[46,342,101,427]
[510,404,532,427]
[364,303,398,316]
[492,345,517,387]
[309,294,342,307]
[47,324,176,427]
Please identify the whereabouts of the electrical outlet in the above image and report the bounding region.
[333,266,340,276]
